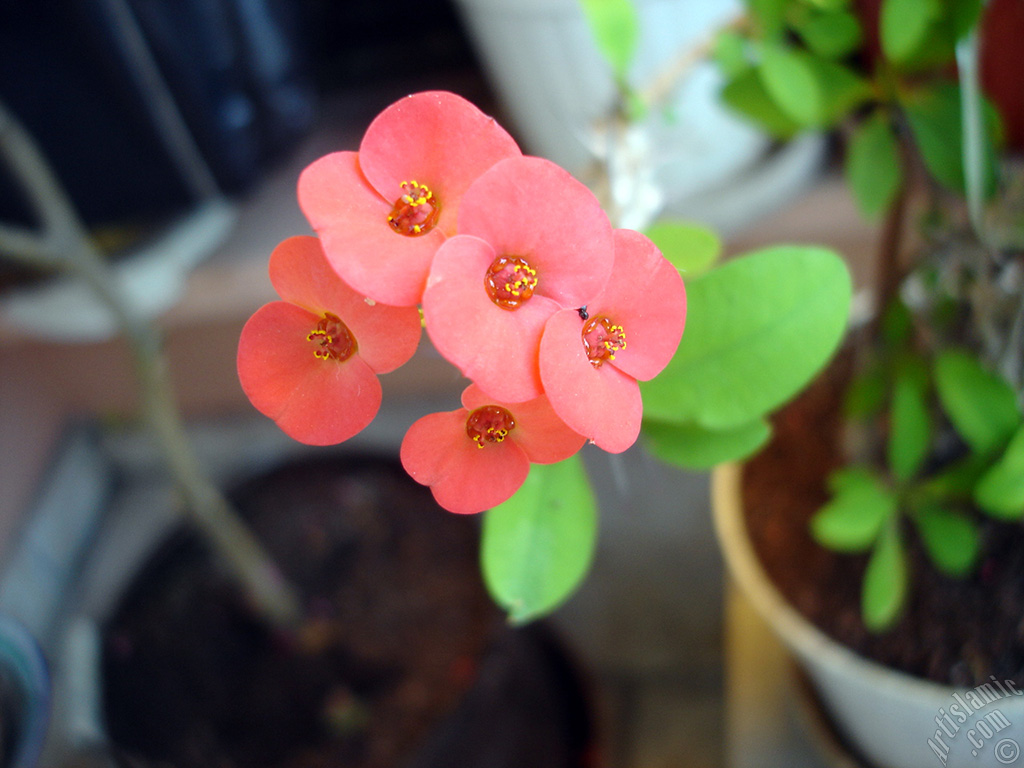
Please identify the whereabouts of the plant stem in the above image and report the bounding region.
[0,102,302,629]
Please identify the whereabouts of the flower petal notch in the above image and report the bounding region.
[540,229,687,453]
[237,236,422,446]
[400,384,586,514]
[422,155,616,403]
[298,91,521,307]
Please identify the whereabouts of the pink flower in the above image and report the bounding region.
[297,91,521,307]
[400,384,586,514]
[539,229,686,453]
[422,155,615,403]
[237,236,421,446]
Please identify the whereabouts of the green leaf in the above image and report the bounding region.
[714,30,749,79]
[846,110,903,218]
[758,44,823,127]
[934,350,1020,455]
[862,517,908,631]
[844,361,887,419]
[887,363,931,482]
[951,0,983,40]
[748,0,788,40]
[880,0,940,63]
[904,83,966,191]
[641,418,771,470]
[813,58,872,123]
[811,467,898,552]
[796,9,863,60]
[913,504,980,576]
[720,68,802,138]
[481,456,597,624]
[579,0,640,80]
[974,425,1024,520]
[644,220,721,276]
[640,245,852,429]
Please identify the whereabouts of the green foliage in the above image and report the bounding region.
[642,418,771,470]
[913,504,980,576]
[579,0,640,82]
[793,7,862,60]
[974,425,1024,520]
[861,517,908,632]
[641,245,852,429]
[811,468,897,551]
[934,350,1020,455]
[644,220,721,276]
[887,362,931,482]
[880,0,941,64]
[845,110,903,218]
[481,456,597,624]
[720,68,802,138]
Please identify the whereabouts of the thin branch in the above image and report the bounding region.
[0,100,301,629]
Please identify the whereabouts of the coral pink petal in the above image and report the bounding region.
[238,302,382,446]
[591,229,687,381]
[540,309,643,454]
[457,156,614,306]
[297,151,443,306]
[266,236,421,373]
[359,91,521,236]
[461,384,585,464]
[400,409,530,514]
[423,235,558,402]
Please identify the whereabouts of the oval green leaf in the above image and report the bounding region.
[481,456,597,624]
[846,110,903,218]
[862,517,908,632]
[881,0,940,63]
[913,504,980,576]
[640,246,852,429]
[796,9,862,60]
[934,349,1020,456]
[644,220,721,276]
[974,424,1024,521]
[641,418,771,471]
[580,0,640,80]
[758,44,823,127]
[811,467,898,552]
[887,363,931,482]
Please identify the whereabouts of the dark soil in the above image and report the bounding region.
[742,355,1024,688]
[102,455,593,768]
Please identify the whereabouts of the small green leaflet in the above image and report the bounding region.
[934,349,1020,456]
[913,504,980,577]
[862,516,908,632]
[811,467,897,552]
[644,220,721,276]
[579,0,640,82]
[974,424,1024,521]
[880,0,940,63]
[887,362,931,483]
[481,455,597,624]
[845,109,903,218]
[720,68,802,139]
[795,9,862,60]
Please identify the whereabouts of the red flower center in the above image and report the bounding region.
[582,316,626,368]
[387,180,440,236]
[484,256,538,310]
[307,312,357,362]
[466,405,516,448]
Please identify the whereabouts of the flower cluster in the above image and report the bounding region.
[238,91,687,514]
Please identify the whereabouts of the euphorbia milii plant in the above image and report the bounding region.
[238,89,852,625]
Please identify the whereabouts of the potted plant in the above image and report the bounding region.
[701,0,1024,766]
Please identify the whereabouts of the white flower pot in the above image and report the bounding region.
[713,463,1024,768]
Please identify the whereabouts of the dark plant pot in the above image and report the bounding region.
[100,454,595,768]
